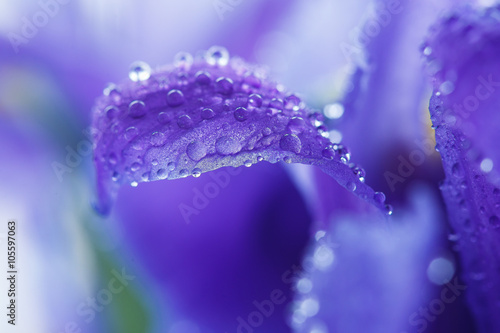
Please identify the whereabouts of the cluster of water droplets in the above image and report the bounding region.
[91,46,389,214]
[288,230,335,333]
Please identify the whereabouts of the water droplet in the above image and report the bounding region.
[346,181,356,191]
[167,89,185,107]
[157,111,172,124]
[141,172,150,181]
[195,71,211,85]
[129,61,151,82]
[280,134,301,154]
[186,141,207,161]
[157,168,168,180]
[105,106,120,119]
[439,81,455,95]
[288,117,306,134]
[248,94,263,107]
[257,156,264,162]
[324,103,344,119]
[150,131,167,146]
[385,204,394,216]
[296,278,313,294]
[285,94,301,110]
[244,160,252,167]
[215,77,233,95]
[108,153,117,165]
[269,98,284,110]
[152,159,159,166]
[373,192,386,204]
[334,144,350,162]
[322,147,335,160]
[177,115,194,129]
[234,107,249,121]
[131,162,141,172]
[200,107,215,120]
[206,46,229,66]
[192,168,202,178]
[128,100,146,118]
[262,127,272,136]
[112,171,120,182]
[284,156,292,164]
[179,169,189,178]
[480,158,493,173]
[167,162,176,171]
[130,181,138,187]
[125,127,139,141]
[173,52,193,69]
[313,244,334,270]
[215,136,241,155]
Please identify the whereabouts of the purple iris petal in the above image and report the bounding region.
[291,185,444,333]
[92,47,388,215]
[425,5,500,332]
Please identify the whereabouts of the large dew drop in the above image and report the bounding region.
[91,47,388,215]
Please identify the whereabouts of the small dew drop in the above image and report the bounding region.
[150,131,167,147]
[173,52,193,69]
[215,77,234,95]
[206,46,229,66]
[157,169,168,180]
[177,114,194,129]
[128,100,146,118]
[195,71,212,85]
[186,141,207,161]
[179,169,189,178]
[284,156,292,164]
[167,89,185,107]
[215,136,241,155]
[201,108,216,120]
[125,127,139,141]
[480,158,493,173]
[248,94,263,107]
[346,181,356,192]
[192,168,202,178]
[167,162,176,171]
[244,160,252,167]
[280,134,302,154]
[234,107,249,122]
[129,61,151,82]
[324,103,344,119]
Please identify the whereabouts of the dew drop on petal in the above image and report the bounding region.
[248,94,263,107]
[177,115,194,129]
[234,107,249,122]
[157,169,168,180]
[174,51,193,69]
[167,89,185,107]
[201,108,215,120]
[129,61,151,82]
[206,46,229,66]
[128,100,146,118]
[215,136,241,155]
[280,134,302,154]
[192,168,202,178]
[186,141,207,161]
[215,77,234,95]
[150,131,167,147]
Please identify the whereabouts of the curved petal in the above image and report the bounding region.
[91,48,389,215]
[425,5,500,332]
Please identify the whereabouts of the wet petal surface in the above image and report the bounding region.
[91,47,388,214]
[425,6,500,332]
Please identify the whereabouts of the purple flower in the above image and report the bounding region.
[425,5,500,332]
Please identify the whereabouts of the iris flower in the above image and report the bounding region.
[1,1,499,333]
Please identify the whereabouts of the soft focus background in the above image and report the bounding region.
[0,0,490,332]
